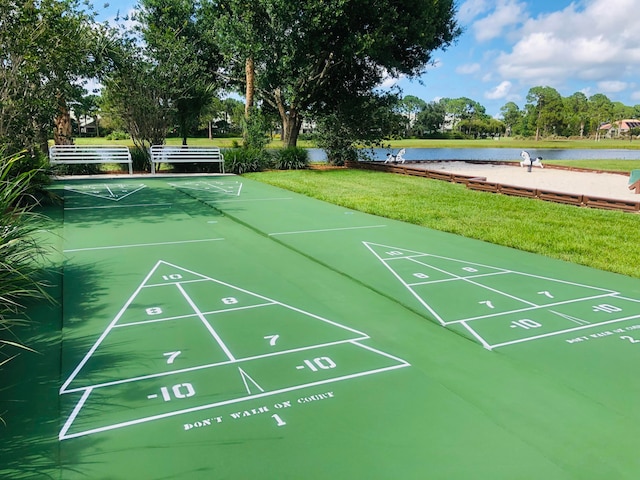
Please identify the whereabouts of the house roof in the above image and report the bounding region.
[600,119,640,130]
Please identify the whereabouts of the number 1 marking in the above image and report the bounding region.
[163,351,181,364]
[264,335,279,346]
[272,414,286,427]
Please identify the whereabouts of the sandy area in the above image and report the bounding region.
[408,161,638,201]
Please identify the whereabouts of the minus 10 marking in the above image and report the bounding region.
[295,357,337,372]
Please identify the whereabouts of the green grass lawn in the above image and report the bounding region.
[244,168,640,279]
[72,136,640,150]
[545,160,640,172]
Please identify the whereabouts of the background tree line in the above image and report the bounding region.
[1,0,460,163]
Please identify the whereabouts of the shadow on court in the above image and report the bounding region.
[0,260,124,479]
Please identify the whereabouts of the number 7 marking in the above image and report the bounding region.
[163,351,181,364]
[264,335,279,346]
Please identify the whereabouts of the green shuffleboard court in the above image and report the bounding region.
[3,174,640,479]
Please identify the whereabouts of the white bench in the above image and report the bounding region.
[149,145,225,174]
[49,145,133,174]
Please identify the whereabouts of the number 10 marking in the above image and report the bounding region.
[159,383,195,401]
[301,357,336,372]
[511,319,542,330]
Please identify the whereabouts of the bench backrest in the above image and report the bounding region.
[49,145,132,162]
[149,145,223,161]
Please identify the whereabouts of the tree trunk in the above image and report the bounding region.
[283,113,302,147]
[274,88,302,147]
[53,98,73,145]
[245,56,255,119]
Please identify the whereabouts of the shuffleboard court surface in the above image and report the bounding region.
[2,175,640,479]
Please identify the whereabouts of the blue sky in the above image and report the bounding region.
[94,0,640,118]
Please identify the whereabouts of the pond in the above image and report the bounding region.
[307,147,640,162]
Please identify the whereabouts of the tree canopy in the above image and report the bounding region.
[206,0,461,146]
[0,0,109,153]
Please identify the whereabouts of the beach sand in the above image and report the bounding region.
[408,162,638,202]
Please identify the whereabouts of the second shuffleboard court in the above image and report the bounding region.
[59,260,409,440]
[364,242,640,350]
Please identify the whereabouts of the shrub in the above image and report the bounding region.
[272,147,309,170]
[53,163,101,175]
[105,130,130,141]
[0,152,52,368]
[130,146,150,172]
[223,148,273,174]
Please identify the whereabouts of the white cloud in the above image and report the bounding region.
[473,0,528,42]
[456,63,481,74]
[598,81,628,93]
[485,81,512,99]
[494,0,640,88]
[457,0,490,24]
[632,91,640,101]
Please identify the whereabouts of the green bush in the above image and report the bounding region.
[0,152,52,367]
[130,146,150,172]
[223,148,272,174]
[272,147,309,170]
[53,163,101,175]
[105,130,130,141]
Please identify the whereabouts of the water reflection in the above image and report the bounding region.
[307,147,640,162]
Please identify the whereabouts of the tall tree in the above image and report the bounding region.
[525,86,564,140]
[588,93,613,140]
[136,0,220,145]
[207,0,460,147]
[0,0,107,153]
[441,97,487,131]
[101,40,173,158]
[414,101,446,136]
[399,95,427,135]
[499,102,522,137]
[563,92,589,137]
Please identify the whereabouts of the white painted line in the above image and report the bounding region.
[489,314,640,350]
[64,203,172,211]
[63,337,369,394]
[114,302,276,328]
[363,242,446,326]
[64,184,147,202]
[64,238,225,253]
[59,261,166,394]
[351,341,411,366]
[270,225,387,236]
[59,388,92,440]
[238,367,265,394]
[214,197,293,203]
[158,261,370,338]
[447,293,619,325]
[60,261,169,394]
[460,321,492,350]
[176,283,236,362]
[59,362,410,440]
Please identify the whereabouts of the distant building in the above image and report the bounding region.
[599,119,640,137]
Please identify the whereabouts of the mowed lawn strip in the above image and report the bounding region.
[245,169,640,278]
